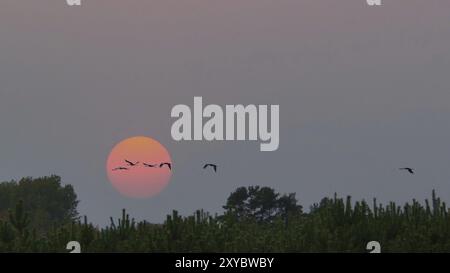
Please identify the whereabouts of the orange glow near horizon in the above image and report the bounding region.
[106,136,172,198]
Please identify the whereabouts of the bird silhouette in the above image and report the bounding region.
[143,163,157,168]
[112,167,129,171]
[399,167,415,174]
[203,164,217,172]
[160,162,172,170]
[125,160,139,167]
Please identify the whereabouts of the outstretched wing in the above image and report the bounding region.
[203,164,217,172]
[399,168,414,174]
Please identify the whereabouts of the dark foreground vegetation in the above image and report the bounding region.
[1,176,450,252]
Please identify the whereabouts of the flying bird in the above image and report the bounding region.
[125,160,139,167]
[160,162,172,170]
[112,167,129,171]
[203,164,217,172]
[399,167,415,174]
[143,163,157,168]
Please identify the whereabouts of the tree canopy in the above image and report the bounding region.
[223,186,303,222]
[0,175,79,232]
[1,177,450,252]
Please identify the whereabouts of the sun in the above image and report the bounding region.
[106,136,172,198]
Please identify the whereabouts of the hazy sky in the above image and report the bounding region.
[1,0,450,225]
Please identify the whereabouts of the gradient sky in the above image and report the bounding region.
[1,0,450,225]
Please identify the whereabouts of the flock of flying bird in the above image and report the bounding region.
[113,159,415,176]
[112,160,217,172]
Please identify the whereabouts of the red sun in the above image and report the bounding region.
[106,136,172,198]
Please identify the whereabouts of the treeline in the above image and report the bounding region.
[1,176,450,252]
[0,176,78,233]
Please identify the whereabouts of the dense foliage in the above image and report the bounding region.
[0,176,79,233]
[1,177,450,252]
